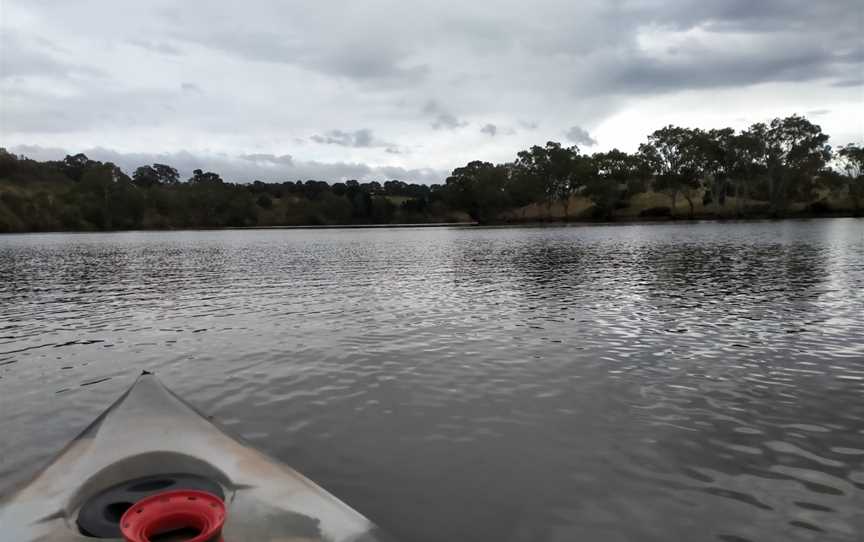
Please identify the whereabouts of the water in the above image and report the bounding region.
[1,219,863,542]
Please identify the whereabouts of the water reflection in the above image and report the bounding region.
[1,220,863,542]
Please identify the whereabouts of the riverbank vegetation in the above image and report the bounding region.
[1,115,862,232]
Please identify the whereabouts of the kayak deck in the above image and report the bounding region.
[0,373,391,541]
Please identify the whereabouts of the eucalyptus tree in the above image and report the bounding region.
[763,115,831,215]
[639,126,705,217]
[515,142,580,218]
[836,144,864,214]
[586,149,640,219]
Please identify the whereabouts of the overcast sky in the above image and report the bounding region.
[1,0,862,183]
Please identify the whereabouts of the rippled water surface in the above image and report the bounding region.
[1,220,863,541]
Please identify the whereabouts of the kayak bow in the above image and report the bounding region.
[0,372,392,542]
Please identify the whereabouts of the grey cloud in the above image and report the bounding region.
[172,27,426,84]
[0,46,66,80]
[7,1,861,94]
[806,109,830,117]
[488,1,860,95]
[9,145,447,185]
[601,42,856,96]
[424,101,467,130]
[2,0,861,174]
[319,50,428,83]
[0,32,102,80]
[1,86,200,133]
[833,78,864,88]
[311,129,392,148]
[128,39,182,56]
[181,82,202,93]
[565,126,597,147]
[378,165,443,182]
[432,113,466,130]
[639,0,858,34]
[239,153,294,165]
[7,144,68,160]
[481,124,517,137]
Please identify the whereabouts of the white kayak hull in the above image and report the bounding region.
[0,373,392,542]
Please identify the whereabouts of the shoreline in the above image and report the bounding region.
[1,214,860,235]
[492,210,862,226]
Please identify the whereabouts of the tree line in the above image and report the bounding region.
[0,154,455,231]
[443,115,862,222]
[0,114,861,232]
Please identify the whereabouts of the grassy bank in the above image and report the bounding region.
[498,190,860,224]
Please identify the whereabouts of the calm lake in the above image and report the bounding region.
[1,219,863,541]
